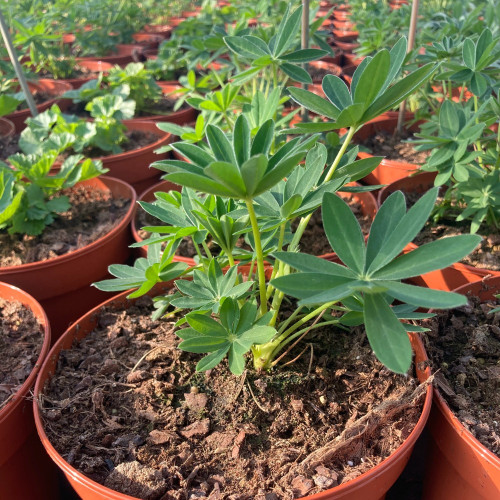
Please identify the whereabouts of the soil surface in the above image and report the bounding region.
[137,95,187,117]
[385,189,500,271]
[424,292,500,457]
[136,196,373,260]
[358,130,429,164]
[0,133,20,160]
[0,185,130,267]
[414,221,500,271]
[0,298,44,410]
[40,296,426,499]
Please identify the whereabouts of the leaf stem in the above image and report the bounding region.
[266,223,286,299]
[245,199,268,316]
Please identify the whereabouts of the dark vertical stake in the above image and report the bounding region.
[301,0,310,121]
[0,7,38,116]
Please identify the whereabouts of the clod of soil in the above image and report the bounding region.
[0,298,44,410]
[40,296,426,499]
[0,184,131,267]
[424,293,500,457]
[358,130,429,164]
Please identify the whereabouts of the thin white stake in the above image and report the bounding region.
[397,0,420,134]
[0,7,38,116]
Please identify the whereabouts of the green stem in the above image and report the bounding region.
[266,223,286,299]
[473,96,484,166]
[192,239,204,261]
[272,63,278,90]
[201,241,213,259]
[245,199,267,316]
[277,305,305,334]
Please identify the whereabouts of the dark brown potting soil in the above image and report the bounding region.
[294,198,372,256]
[386,190,500,271]
[359,130,429,164]
[0,298,44,410]
[138,95,186,117]
[40,296,426,499]
[16,91,53,111]
[0,184,130,267]
[424,293,500,457]
[414,221,500,271]
[0,133,21,160]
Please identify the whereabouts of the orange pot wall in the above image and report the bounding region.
[423,277,500,499]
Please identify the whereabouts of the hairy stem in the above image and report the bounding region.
[245,199,268,316]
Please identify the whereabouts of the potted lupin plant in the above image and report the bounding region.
[33,14,483,496]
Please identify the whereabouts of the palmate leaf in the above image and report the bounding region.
[286,38,437,130]
[271,189,482,374]
[178,299,276,375]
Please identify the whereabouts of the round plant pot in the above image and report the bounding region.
[342,52,364,68]
[332,19,355,30]
[332,29,359,39]
[422,276,500,499]
[76,45,142,67]
[308,60,343,83]
[0,282,58,499]
[378,172,500,290]
[0,116,15,139]
[57,60,114,89]
[131,32,165,49]
[6,79,73,133]
[353,113,423,185]
[332,36,360,53]
[332,10,352,21]
[33,285,432,500]
[144,24,173,36]
[0,176,136,341]
[132,81,198,126]
[93,120,173,194]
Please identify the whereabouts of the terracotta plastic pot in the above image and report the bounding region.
[0,116,15,139]
[332,29,359,39]
[422,276,500,499]
[332,19,355,30]
[144,24,173,36]
[378,172,500,291]
[0,176,136,341]
[332,37,360,53]
[76,45,143,67]
[33,285,432,500]
[55,60,114,89]
[93,120,173,194]
[308,60,343,83]
[132,81,198,126]
[353,113,423,185]
[342,52,364,68]
[131,32,165,49]
[333,10,352,21]
[6,79,73,132]
[0,282,58,499]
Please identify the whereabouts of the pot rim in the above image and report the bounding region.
[33,286,432,499]
[430,275,500,469]
[0,282,51,424]
[0,176,136,275]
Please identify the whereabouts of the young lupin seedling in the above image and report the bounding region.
[95,35,481,376]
